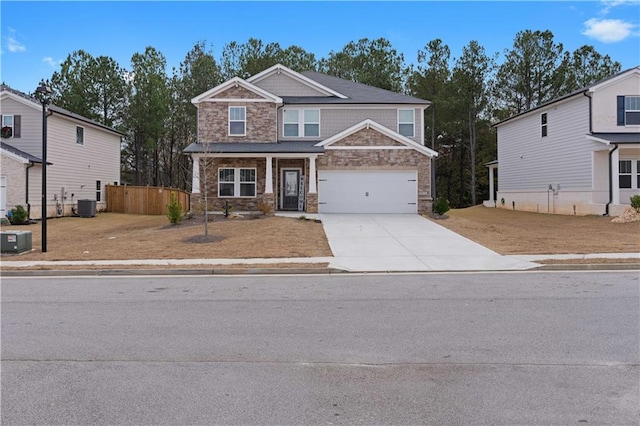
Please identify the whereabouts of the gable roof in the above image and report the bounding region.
[316,119,438,157]
[247,64,348,99]
[0,85,125,136]
[493,66,640,127]
[191,77,283,104]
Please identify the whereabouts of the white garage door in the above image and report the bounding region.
[318,170,417,213]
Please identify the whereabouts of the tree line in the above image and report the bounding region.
[40,31,621,207]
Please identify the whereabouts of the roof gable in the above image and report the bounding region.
[316,119,438,157]
[588,66,640,92]
[247,64,347,99]
[191,77,283,104]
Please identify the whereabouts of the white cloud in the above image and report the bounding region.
[600,0,640,15]
[6,36,26,52]
[42,57,61,69]
[582,18,635,42]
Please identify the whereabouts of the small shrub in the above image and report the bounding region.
[256,202,274,215]
[166,193,183,225]
[630,195,640,210]
[433,197,450,216]
[10,205,28,224]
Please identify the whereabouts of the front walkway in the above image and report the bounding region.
[319,214,539,272]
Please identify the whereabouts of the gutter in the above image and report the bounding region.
[605,144,619,216]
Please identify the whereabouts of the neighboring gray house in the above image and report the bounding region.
[185,64,437,214]
[488,66,640,216]
[0,85,123,219]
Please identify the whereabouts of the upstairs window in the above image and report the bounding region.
[229,106,246,136]
[541,113,548,137]
[1,114,20,138]
[625,96,640,125]
[619,160,631,189]
[76,126,84,145]
[282,109,320,137]
[398,109,415,137]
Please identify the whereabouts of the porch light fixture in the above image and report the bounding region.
[36,84,52,252]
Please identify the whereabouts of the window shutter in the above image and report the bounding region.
[14,115,21,138]
[617,96,625,126]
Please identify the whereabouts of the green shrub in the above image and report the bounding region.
[10,205,28,224]
[433,197,450,216]
[166,193,183,225]
[631,195,640,210]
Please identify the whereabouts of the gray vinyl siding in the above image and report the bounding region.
[497,96,602,191]
[253,73,328,97]
[44,114,120,203]
[0,97,43,156]
[277,106,423,143]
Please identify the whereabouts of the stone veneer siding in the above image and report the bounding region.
[197,86,277,142]
[331,128,406,147]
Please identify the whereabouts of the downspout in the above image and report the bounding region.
[605,144,619,216]
[26,162,34,218]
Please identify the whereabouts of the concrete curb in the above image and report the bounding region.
[2,264,638,277]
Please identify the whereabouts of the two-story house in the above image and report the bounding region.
[488,66,640,216]
[0,85,123,219]
[184,64,437,215]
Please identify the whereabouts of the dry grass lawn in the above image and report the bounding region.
[431,205,640,255]
[2,207,638,265]
[0,213,332,261]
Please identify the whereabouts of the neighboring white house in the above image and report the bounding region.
[488,66,640,216]
[0,85,123,219]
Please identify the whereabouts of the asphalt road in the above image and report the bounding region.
[2,271,639,425]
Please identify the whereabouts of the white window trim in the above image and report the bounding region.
[282,109,320,138]
[2,114,14,138]
[228,106,246,136]
[283,109,299,137]
[76,126,85,145]
[625,96,640,126]
[397,109,415,137]
[218,167,257,198]
[619,160,632,189]
[541,113,548,138]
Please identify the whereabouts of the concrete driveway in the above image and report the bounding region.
[320,214,539,272]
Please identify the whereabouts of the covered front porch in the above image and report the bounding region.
[189,148,322,214]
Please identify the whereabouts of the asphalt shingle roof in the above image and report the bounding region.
[299,71,430,105]
[589,132,640,144]
[1,141,46,163]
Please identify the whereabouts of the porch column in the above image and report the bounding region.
[265,156,273,193]
[611,147,620,204]
[308,155,317,193]
[191,155,200,193]
[488,165,495,203]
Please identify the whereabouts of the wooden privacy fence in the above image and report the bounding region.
[106,185,190,215]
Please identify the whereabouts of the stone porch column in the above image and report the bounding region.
[191,155,200,193]
[265,156,273,193]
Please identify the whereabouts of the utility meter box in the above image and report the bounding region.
[1,231,32,254]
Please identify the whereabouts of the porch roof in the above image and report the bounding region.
[587,132,640,145]
[184,140,324,154]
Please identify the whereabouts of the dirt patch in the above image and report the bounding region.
[0,213,332,261]
[429,206,640,255]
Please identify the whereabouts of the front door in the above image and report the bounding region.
[282,170,300,210]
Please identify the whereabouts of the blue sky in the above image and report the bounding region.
[1,1,639,94]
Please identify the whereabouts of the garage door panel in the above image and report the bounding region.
[318,170,417,213]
